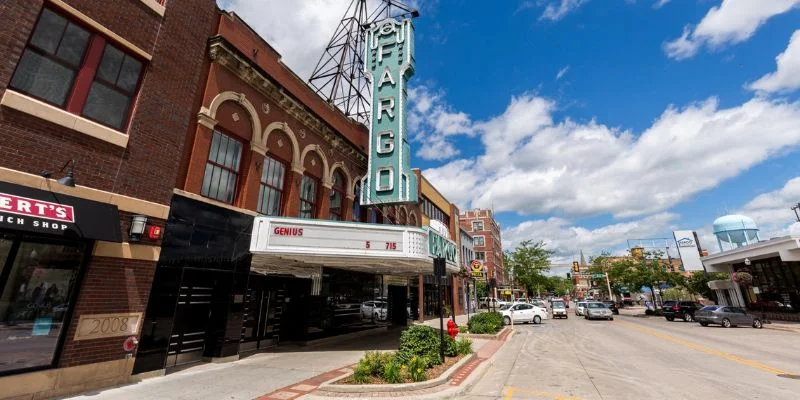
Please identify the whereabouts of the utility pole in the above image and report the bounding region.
[605,272,613,301]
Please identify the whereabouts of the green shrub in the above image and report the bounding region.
[382,359,403,383]
[467,312,504,334]
[408,356,428,382]
[396,325,442,367]
[456,337,473,355]
[444,335,458,357]
[361,351,392,376]
[352,360,372,383]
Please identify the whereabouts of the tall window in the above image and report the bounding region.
[472,221,484,231]
[257,155,286,216]
[329,171,345,220]
[352,183,362,222]
[10,8,144,131]
[474,236,485,247]
[299,175,318,219]
[475,251,486,261]
[201,130,242,204]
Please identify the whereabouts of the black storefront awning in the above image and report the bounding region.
[0,181,122,242]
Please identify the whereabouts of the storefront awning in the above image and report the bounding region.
[249,217,459,276]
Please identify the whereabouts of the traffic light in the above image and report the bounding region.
[566,272,571,279]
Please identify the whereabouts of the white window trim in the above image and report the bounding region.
[472,221,484,231]
[1,90,129,148]
[140,0,166,17]
[474,235,486,247]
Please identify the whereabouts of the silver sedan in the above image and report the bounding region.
[584,302,614,320]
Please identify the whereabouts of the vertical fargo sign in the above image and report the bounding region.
[360,18,418,205]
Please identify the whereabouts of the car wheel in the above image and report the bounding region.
[609,317,614,321]
[683,313,693,322]
[504,316,511,325]
[722,318,732,328]
[666,317,674,321]
[700,322,709,327]
[753,319,763,329]
[534,315,542,324]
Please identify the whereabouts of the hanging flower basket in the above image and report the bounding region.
[733,272,753,285]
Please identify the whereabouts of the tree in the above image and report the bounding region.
[545,275,573,296]
[607,250,686,307]
[588,252,616,298]
[685,271,728,299]
[507,240,553,297]
[475,280,489,299]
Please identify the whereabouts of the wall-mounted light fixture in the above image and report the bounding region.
[130,215,148,242]
[40,159,77,187]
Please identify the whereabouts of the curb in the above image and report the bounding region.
[458,326,509,340]
[318,353,476,393]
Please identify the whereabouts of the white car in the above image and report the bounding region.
[575,301,588,316]
[360,301,387,321]
[502,303,548,325]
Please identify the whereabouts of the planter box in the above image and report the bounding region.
[319,353,476,394]
[458,326,509,340]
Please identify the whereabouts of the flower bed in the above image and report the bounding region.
[465,312,504,334]
[336,325,473,385]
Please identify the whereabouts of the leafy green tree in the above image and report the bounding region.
[588,253,616,298]
[608,250,686,307]
[475,280,489,299]
[545,275,573,296]
[507,240,553,297]
[685,271,728,299]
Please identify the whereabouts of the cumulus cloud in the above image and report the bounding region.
[664,0,800,60]
[408,86,474,160]
[747,30,800,94]
[424,95,800,219]
[502,213,679,259]
[540,0,589,22]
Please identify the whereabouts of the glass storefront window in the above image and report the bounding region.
[0,236,85,374]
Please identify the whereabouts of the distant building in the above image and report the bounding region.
[460,209,505,292]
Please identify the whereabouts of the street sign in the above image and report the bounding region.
[592,274,605,279]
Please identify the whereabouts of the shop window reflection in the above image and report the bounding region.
[0,237,84,373]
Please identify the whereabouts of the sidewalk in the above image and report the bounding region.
[63,330,403,400]
[416,312,479,328]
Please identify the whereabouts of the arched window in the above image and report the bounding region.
[201,130,243,204]
[398,207,408,225]
[352,182,362,222]
[257,155,287,216]
[329,171,345,220]
[299,175,318,219]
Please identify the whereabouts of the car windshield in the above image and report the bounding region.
[552,301,565,308]
[578,302,587,307]
[586,303,606,309]
[499,304,512,311]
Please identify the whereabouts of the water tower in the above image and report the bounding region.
[713,214,761,252]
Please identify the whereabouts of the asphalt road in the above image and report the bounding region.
[464,309,800,400]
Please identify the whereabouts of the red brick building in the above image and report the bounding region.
[0,0,216,398]
[460,209,505,293]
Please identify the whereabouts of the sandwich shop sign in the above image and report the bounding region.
[360,17,418,205]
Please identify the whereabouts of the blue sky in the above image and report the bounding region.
[223,0,800,266]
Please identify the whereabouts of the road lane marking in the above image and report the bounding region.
[505,386,583,400]
[618,320,791,375]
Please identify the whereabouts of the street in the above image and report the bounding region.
[465,309,800,400]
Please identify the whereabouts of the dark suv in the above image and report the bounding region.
[663,301,704,322]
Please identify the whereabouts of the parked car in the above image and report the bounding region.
[502,303,548,325]
[601,300,620,315]
[360,300,387,321]
[584,302,614,320]
[530,300,547,309]
[694,305,764,328]
[575,301,588,316]
[663,301,704,322]
[551,300,568,319]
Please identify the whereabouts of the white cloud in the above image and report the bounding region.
[664,0,800,60]
[653,0,670,9]
[556,65,570,80]
[502,213,679,259]
[747,30,800,94]
[423,95,800,220]
[408,86,474,160]
[540,0,589,22]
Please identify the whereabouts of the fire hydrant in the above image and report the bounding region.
[447,319,458,339]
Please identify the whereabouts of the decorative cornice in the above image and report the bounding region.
[197,112,217,129]
[208,37,367,165]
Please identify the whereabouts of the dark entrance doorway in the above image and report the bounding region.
[240,274,311,349]
[387,285,408,326]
